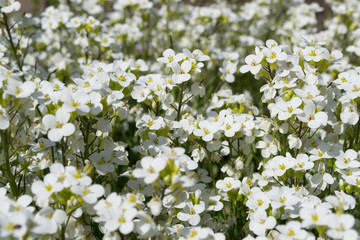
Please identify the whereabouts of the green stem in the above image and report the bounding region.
[60,139,67,166]
[1,129,18,198]
[51,146,55,163]
[176,83,184,121]
[83,118,92,160]
[2,13,23,72]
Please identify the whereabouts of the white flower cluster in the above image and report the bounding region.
[1,0,360,239]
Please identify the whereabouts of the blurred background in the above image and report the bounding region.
[18,0,330,16]
[19,0,46,13]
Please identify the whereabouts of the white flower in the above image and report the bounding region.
[89,151,115,175]
[293,153,314,171]
[134,211,156,238]
[220,61,237,83]
[183,48,210,62]
[32,207,67,234]
[335,149,360,169]
[303,47,323,62]
[140,114,164,130]
[143,132,168,155]
[0,0,21,13]
[10,195,33,213]
[171,60,192,83]
[193,120,219,142]
[177,201,205,226]
[260,83,276,101]
[42,108,75,142]
[310,162,334,192]
[60,90,90,115]
[64,166,92,187]
[221,115,240,137]
[265,155,295,177]
[111,69,135,88]
[131,84,150,102]
[216,177,241,192]
[179,226,222,239]
[205,195,223,211]
[0,212,27,238]
[276,97,303,121]
[132,156,167,184]
[147,196,162,216]
[104,205,137,235]
[327,214,358,240]
[262,46,287,63]
[276,221,308,239]
[94,192,122,216]
[130,59,149,72]
[246,190,270,211]
[299,204,331,228]
[240,51,264,75]
[71,184,104,204]
[340,102,359,125]
[268,186,298,210]
[288,134,302,150]
[31,173,64,200]
[256,134,279,158]
[297,102,328,129]
[5,79,35,98]
[249,210,276,236]
[325,191,356,211]
[294,84,324,103]
[157,49,184,66]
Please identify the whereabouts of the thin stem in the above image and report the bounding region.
[1,129,18,198]
[176,82,184,121]
[83,118,92,160]
[2,13,23,72]
[60,139,67,166]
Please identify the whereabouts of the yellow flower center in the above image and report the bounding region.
[309,50,317,56]
[257,199,264,206]
[147,166,155,174]
[6,223,14,231]
[168,56,174,63]
[203,128,210,135]
[118,216,126,224]
[279,163,286,170]
[270,51,277,59]
[15,87,22,95]
[83,81,90,88]
[55,121,64,128]
[189,229,198,237]
[74,170,82,179]
[188,208,196,215]
[83,187,91,196]
[287,228,295,236]
[297,162,305,168]
[45,184,52,192]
